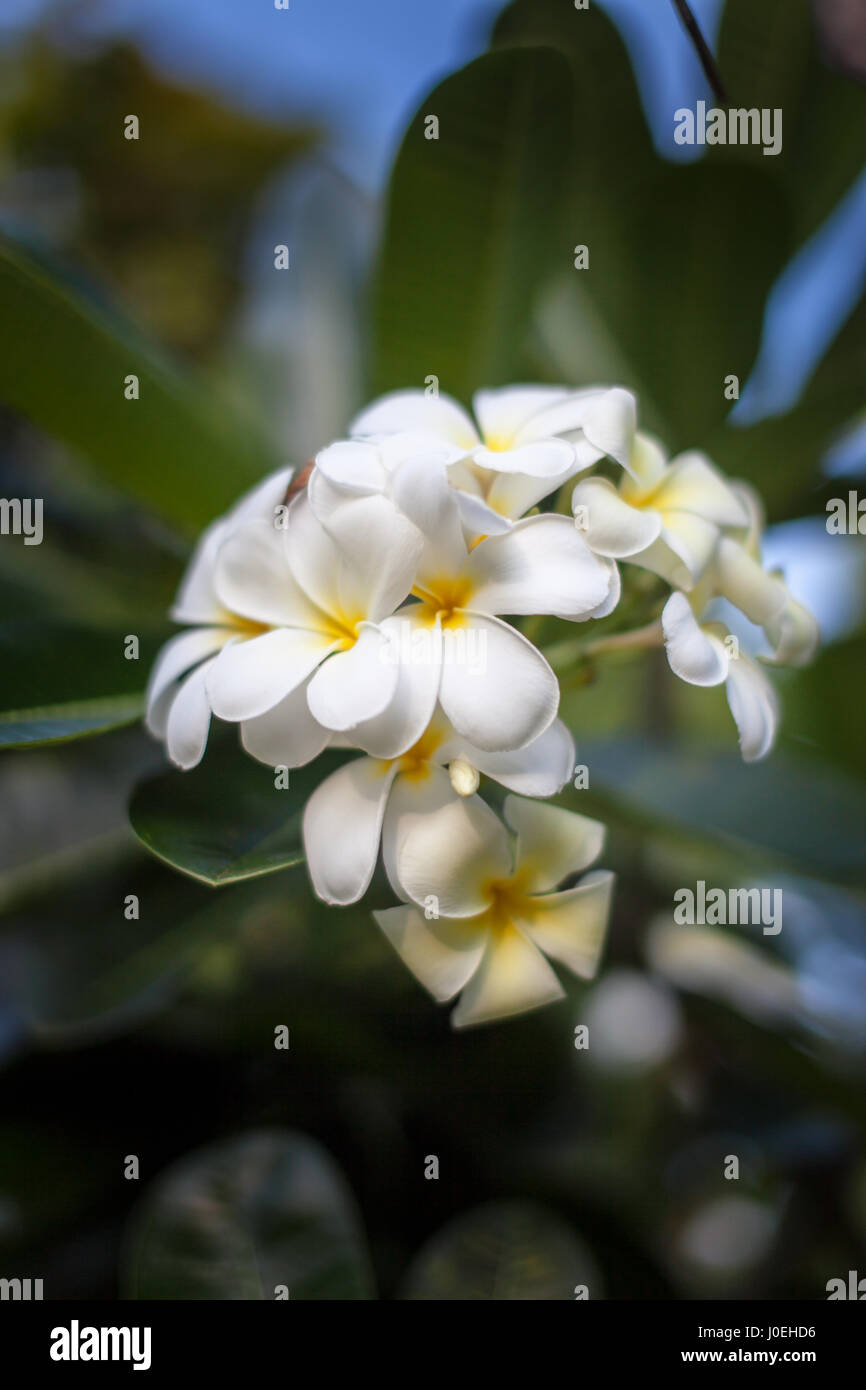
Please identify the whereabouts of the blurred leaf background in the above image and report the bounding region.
[0,0,865,1299]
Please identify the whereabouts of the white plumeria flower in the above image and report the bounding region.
[308,453,616,756]
[205,490,424,748]
[661,591,780,762]
[572,433,748,590]
[145,467,293,769]
[374,794,613,1028]
[302,708,575,905]
[701,483,819,667]
[349,384,637,536]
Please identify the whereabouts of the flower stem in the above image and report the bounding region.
[543,619,664,674]
[669,0,728,104]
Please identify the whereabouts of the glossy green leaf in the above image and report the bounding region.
[0,848,261,1040]
[0,619,167,748]
[0,237,276,532]
[493,2,792,448]
[718,0,866,244]
[126,1130,375,1299]
[708,286,866,519]
[579,736,866,887]
[555,159,791,449]
[130,740,349,886]
[402,1200,600,1300]
[372,47,573,400]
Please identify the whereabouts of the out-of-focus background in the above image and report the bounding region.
[0,0,865,1299]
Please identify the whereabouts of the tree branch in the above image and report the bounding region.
[670,0,728,104]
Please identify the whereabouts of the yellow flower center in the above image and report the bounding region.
[397,724,445,781]
[412,575,475,628]
[482,433,514,453]
[374,724,445,783]
[315,607,364,650]
[480,867,536,930]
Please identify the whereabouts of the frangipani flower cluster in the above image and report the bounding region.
[146,384,818,1026]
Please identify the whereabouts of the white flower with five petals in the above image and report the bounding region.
[349,384,637,536]
[374,794,613,1028]
[205,491,424,748]
[331,453,619,754]
[662,591,780,762]
[572,433,748,590]
[302,709,575,905]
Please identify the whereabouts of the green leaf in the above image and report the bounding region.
[717,0,866,245]
[371,47,573,400]
[401,1200,600,1300]
[129,740,349,885]
[0,237,277,532]
[493,0,654,199]
[125,1130,375,1299]
[559,159,791,449]
[492,3,791,447]
[579,737,866,888]
[0,847,260,1041]
[0,619,167,748]
[707,286,866,520]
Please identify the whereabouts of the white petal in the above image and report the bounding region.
[765,593,819,667]
[305,623,399,731]
[381,763,456,899]
[729,480,765,554]
[170,519,227,623]
[504,794,606,890]
[306,467,361,529]
[392,792,511,919]
[284,493,344,614]
[468,719,575,797]
[331,493,423,623]
[472,386,569,447]
[627,534,693,590]
[725,655,779,762]
[471,439,575,478]
[524,386,637,469]
[214,519,327,629]
[374,905,487,1003]
[240,679,332,768]
[172,468,293,624]
[376,429,466,470]
[350,389,479,449]
[145,627,227,723]
[484,468,571,521]
[350,612,441,758]
[451,925,564,1028]
[523,870,613,980]
[164,657,217,769]
[586,556,621,619]
[207,628,336,722]
[662,592,729,687]
[655,452,749,528]
[713,537,787,627]
[464,514,612,619]
[303,756,396,905]
[453,488,514,537]
[438,613,558,752]
[314,439,386,495]
[571,476,663,557]
[228,466,294,527]
[624,431,668,491]
[392,454,467,579]
[655,512,720,585]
